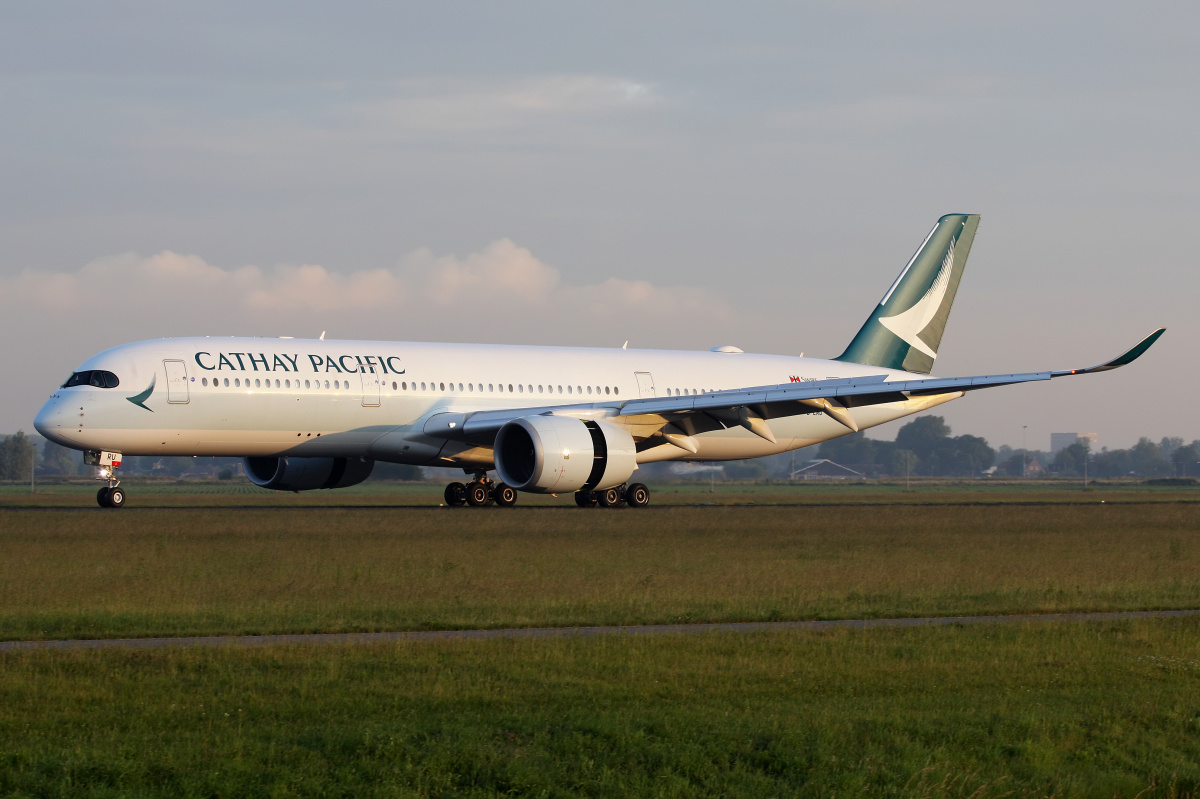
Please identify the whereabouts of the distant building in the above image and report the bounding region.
[790,459,865,480]
[1051,432,1098,455]
[1024,458,1045,477]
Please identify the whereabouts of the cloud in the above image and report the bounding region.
[126,74,661,158]
[351,76,659,133]
[1,238,730,342]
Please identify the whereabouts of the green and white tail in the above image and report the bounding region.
[836,213,981,374]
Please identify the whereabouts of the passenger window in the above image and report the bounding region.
[324,380,330,389]
[202,378,208,387]
[489,384,494,392]
[587,386,592,395]
[518,384,524,393]
[235,378,241,387]
[567,385,572,394]
[604,386,610,395]
[285,380,291,388]
[304,380,310,388]
[614,387,618,396]
[538,385,543,393]
[224,378,230,387]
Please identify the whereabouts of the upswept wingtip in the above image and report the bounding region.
[1053,327,1166,377]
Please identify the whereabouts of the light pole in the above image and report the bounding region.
[1021,425,1028,479]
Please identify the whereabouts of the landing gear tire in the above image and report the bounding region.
[596,487,625,508]
[107,486,126,508]
[97,487,112,508]
[625,483,650,508]
[574,491,597,508]
[444,482,467,507]
[493,483,518,507]
[466,481,491,507]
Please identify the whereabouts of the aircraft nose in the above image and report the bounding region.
[34,395,77,447]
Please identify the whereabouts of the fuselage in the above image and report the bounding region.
[34,336,960,467]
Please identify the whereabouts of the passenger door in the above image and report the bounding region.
[634,372,656,398]
[164,360,189,404]
[360,372,381,407]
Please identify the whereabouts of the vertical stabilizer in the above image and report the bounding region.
[836,213,980,374]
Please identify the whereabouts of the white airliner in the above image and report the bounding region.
[34,214,1164,508]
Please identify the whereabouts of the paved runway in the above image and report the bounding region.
[3,609,1199,652]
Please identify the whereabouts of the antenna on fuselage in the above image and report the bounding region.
[622,341,628,349]
[319,331,326,341]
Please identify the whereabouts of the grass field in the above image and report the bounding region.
[3,483,1199,796]
[4,619,1200,797]
[1,485,1198,640]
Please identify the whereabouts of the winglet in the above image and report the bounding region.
[1052,328,1166,377]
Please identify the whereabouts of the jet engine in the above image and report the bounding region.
[242,456,375,491]
[494,415,637,494]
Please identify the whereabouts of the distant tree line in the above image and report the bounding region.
[816,418,1200,479]
[817,416,995,478]
[3,419,1199,482]
[0,432,38,480]
[0,431,425,482]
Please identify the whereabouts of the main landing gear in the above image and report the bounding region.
[574,483,650,509]
[86,450,126,509]
[444,472,518,508]
[442,475,650,509]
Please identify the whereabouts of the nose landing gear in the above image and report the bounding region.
[97,485,126,508]
[444,471,518,508]
[86,450,126,509]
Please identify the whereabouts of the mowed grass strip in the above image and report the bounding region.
[3,620,1200,797]
[3,480,1197,508]
[2,502,1199,640]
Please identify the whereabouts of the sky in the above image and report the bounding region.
[2,1,1196,450]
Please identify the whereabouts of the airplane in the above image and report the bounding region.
[34,213,1164,509]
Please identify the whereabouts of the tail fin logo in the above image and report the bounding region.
[877,237,956,358]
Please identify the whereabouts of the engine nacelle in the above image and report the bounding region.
[242,456,375,491]
[494,415,637,494]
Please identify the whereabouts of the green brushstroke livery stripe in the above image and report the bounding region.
[126,376,155,412]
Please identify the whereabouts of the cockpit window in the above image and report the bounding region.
[62,370,119,389]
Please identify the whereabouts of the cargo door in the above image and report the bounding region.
[164,360,189,404]
[634,371,656,398]
[360,372,381,407]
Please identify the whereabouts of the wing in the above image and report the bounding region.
[421,328,1166,448]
